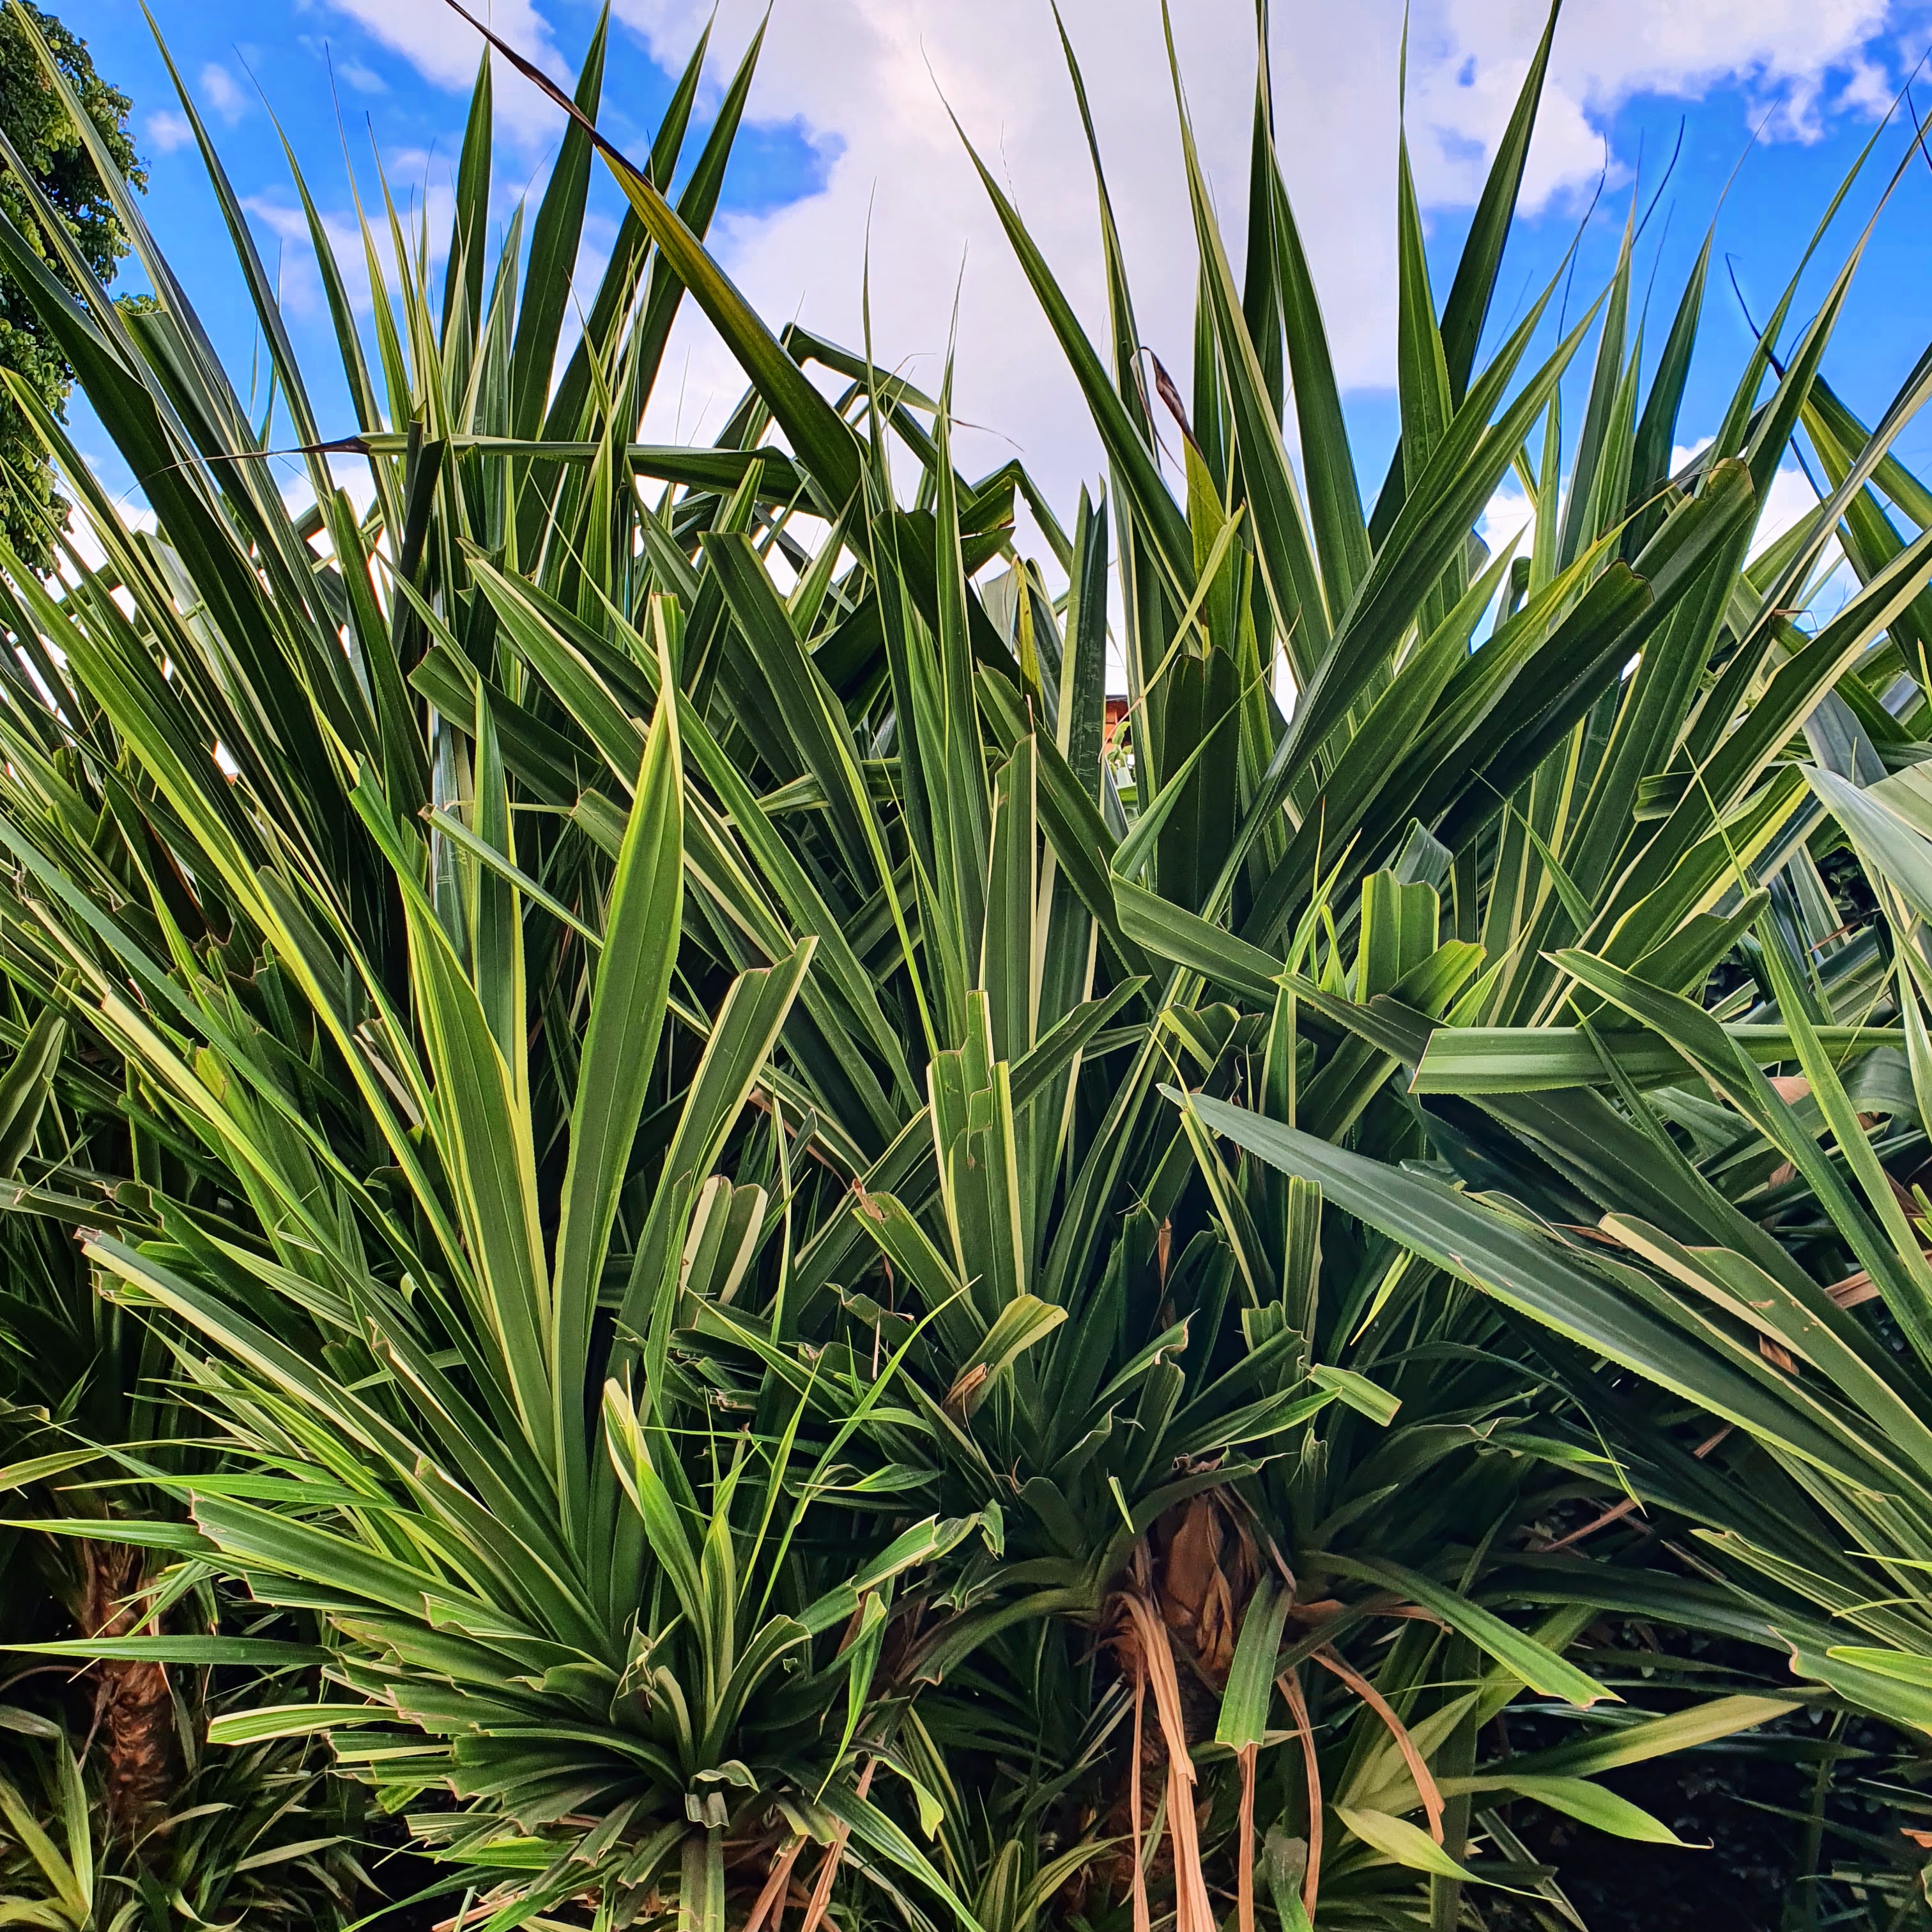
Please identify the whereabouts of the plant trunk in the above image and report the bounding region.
[78,1540,174,1844]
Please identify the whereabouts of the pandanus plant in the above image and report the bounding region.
[0,972,374,1929]
[0,0,1920,1924]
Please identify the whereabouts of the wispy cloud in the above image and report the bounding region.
[198,62,249,123]
[299,37,390,94]
[243,153,452,322]
[144,108,195,155]
[303,0,567,141]
[334,57,388,93]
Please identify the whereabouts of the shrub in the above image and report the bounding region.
[3,1,1930,1925]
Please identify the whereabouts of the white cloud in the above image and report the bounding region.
[144,109,194,156]
[335,57,388,95]
[1673,435,1831,566]
[199,62,250,124]
[65,500,157,579]
[241,146,453,323]
[303,0,569,141]
[610,0,1289,510]
[1483,0,1895,146]
[573,0,1908,528]
[1753,460,1837,576]
[277,0,1902,567]
[242,197,339,319]
[1474,437,1831,588]
[1477,481,1533,562]
[279,456,381,526]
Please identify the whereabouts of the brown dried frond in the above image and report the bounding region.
[741,1834,806,1932]
[1277,1668,1322,1922]
[797,1756,875,1932]
[1825,1270,1882,1308]
[1312,1646,1445,1844]
[1149,1491,1257,1683]
[1105,1593,1215,1932]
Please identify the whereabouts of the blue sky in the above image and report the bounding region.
[54,0,828,503]
[47,0,1932,550]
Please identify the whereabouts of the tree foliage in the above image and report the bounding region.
[0,0,139,573]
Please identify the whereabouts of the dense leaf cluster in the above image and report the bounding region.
[3,3,1932,1929]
